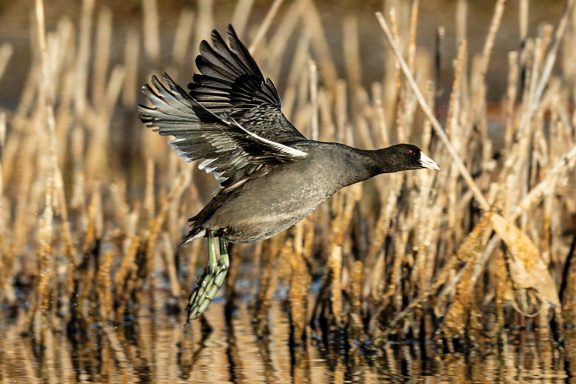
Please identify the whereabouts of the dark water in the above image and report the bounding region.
[1,298,573,383]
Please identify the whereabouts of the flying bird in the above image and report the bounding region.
[139,25,440,321]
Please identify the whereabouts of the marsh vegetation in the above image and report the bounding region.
[0,0,575,381]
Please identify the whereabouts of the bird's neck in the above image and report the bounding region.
[332,147,387,187]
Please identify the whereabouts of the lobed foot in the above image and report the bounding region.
[186,236,230,321]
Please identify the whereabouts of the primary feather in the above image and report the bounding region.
[138,25,309,189]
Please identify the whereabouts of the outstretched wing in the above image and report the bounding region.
[188,25,306,143]
[139,74,307,187]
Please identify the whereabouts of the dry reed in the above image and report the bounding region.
[0,1,575,381]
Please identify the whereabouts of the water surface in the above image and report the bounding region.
[1,299,572,383]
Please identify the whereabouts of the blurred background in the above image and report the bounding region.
[0,0,569,107]
[0,0,575,382]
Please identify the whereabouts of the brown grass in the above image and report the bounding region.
[0,0,576,378]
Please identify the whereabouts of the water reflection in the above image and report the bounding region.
[0,301,571,383]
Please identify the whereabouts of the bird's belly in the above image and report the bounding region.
[206,177,331,243]
[225,213,306,243]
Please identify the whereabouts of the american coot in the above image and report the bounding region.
[139,25,439,321]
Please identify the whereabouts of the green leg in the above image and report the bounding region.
[207,232,217,274]
[219,238,230,269]
[186,234,230,322]
[208,238,229,296]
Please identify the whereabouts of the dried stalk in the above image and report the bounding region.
[248,0,284,55]
[376,11,490,211]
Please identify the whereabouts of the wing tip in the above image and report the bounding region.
[226,24,239,43]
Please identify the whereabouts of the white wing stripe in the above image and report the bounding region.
[199,158,216,170]
[229,119,307,159]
